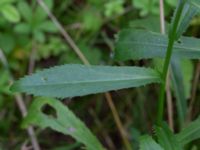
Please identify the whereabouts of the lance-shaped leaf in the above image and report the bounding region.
[139,135,164,150]
[11,64,161,98]
[171,59,187,128]
[22,97,105,150]
[176,117,200,145]
[115,30,200,61]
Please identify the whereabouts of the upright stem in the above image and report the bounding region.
[157,1,186,125]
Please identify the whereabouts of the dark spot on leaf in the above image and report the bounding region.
[41,77,48,82]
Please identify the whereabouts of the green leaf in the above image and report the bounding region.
[14,23,31,34]
[171,59,187,128]
[155,123,182,150]
[190,0,200,9]
[38,21,58,33]
[104,0,124,17]
[0,34,15,54]
[115,29,200,61]
[0,0,15,6]
[129,16,168,33]
[176,117,200,145]
[22,97,104,150]
[139,135,164,150]
[17,1,32,22]
[11,64,161,98]
[132,0,159,16]
[166,0,178,7]
[181,59,194,99]
[33,30,45,43]
[176,2,199,38]
[1,4,20,23]
[34,0,53,22]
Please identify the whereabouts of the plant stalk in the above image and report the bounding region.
[157,0,186,125]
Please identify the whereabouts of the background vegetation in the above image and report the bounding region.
[0,0,200,149]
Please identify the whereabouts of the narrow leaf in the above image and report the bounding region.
[22,97,105,150]
[139,135,164,150]
[115,30,200,61]
[176,117,200,145]
[171,59,187,128]
[176,2,199,38]
[11,64,161,98]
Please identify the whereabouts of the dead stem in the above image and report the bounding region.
[188,61,200,121]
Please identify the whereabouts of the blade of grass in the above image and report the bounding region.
[171,59,187,128]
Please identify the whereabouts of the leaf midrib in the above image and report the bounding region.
[117,41,200,52]
[21,76,160,87]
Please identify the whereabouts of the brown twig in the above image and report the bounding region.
[0,49,40,150]
[188,61,200,121]
[28,41,37,75]
[36,0,132,149]
[159,0,174,130]
[89,108,116,150]
[36,0,89,65]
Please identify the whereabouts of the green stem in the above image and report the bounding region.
[157,0,186,125]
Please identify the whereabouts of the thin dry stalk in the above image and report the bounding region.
[0,49,40,150]
[28,41,37,75]
[159,0,174,130]
[188,61,200,121]
[36,0,132,149]
[89,109,116,150]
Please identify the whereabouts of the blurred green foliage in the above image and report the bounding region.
[0,0,199,149]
